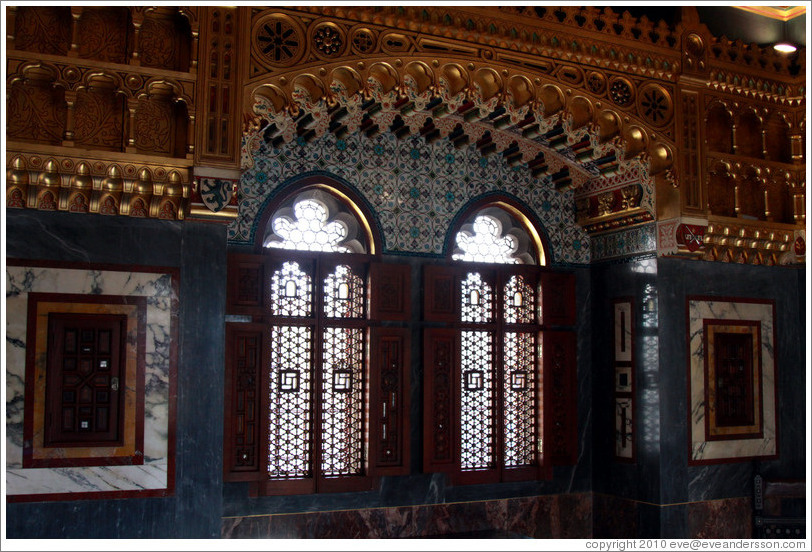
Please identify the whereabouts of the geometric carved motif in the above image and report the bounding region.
[713,331,756,427]
[268,325,312,478]
[460,330,495,470]
[45,313,126,446]
[270,261,312,317]
[321,327,364,476]
[637,83,674,127]
[233,332,262,469]
[253,13,304,69]
[612,299,635,461]
[504,274,535,324]
[503,332,535,467]
[39,191,57,211]
[704,322,762,440]
[323,265,364,319]
[100,196,118,215]
[461,272,493,323]
[312,22,345,59]
[376,334,404,467]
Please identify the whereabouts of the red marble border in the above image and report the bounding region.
[23,292,147,468]
[702,319,764,442]
[684,295,779,466]
[5,259,179,503]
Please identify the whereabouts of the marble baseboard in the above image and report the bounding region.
[592,493,640,538]
[594,493,753,539]
[221,493,592,539]
[688,497,752,539]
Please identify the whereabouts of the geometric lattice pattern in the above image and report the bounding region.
[46,316,124,444]
[232,132,590,265]
[461,272,493,323]
[460,330,494,470]
[266,198,351,253]
[503,274,535,324]
[267,251,372,481]
[268,325,313,478]
[270,261,312,317]
[323,264,364,319]
[456,269,541,474]
[503,332,536,467]
[452,215,519,264]
[321,327,364,477]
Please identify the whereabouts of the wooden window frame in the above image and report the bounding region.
[224,250,411,495]
[423,262,577,485]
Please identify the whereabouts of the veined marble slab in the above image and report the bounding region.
[687,298,776,464]
[6,265,175,497]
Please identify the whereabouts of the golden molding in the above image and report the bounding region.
[734,6,807,22]
[702,216,799,265]
[6,149,192,221]
[243,57,677,191]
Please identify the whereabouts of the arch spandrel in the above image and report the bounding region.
[233,5,804,266]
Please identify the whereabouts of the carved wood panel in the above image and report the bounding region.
[45,313,127,447]
[423,265,457,323]
[542,330,578,465]
[224,323,267,480]
[7,82,66,145]
[135,98,173,155]
[77,8,130,64]
[12,6,71,55]
[369,263,411,321]
[540,271,576,327]
[227,254,266,314]
[369,327,410,475]
[423,328,457,473]
[140,13,190,72]
[74,89,125,151]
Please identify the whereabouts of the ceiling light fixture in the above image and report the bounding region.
[774,41,797,53]
[773,22,797,54]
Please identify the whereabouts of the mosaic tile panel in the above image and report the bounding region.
[231,132,591,265]
[591,223,658,262]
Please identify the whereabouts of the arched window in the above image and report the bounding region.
[423,202,577,485]
[224,183,410,495]
[262,190,367,253]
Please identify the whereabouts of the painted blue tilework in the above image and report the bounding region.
[230,132,591,265]
[591,223,658,262]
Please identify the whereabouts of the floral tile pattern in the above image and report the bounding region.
[230,132,591,265]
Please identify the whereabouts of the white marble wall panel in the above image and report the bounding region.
[5,265,175,496]
[687,298,776,463]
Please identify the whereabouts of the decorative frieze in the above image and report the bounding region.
[6,151,192,220]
